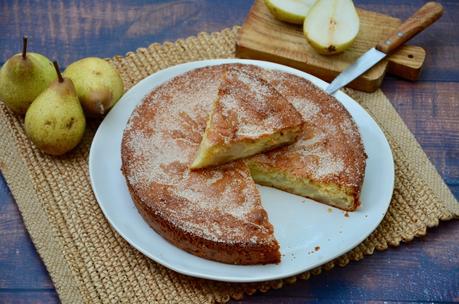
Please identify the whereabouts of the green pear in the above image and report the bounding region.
[63,57,124,116]
[304,0,360,55]
[25,61,86,156]
[265,0,317,24]
[0,36,56,114]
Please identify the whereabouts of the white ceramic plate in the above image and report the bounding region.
[89,59,394,283]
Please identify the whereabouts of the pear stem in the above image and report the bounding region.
[22,36,28,59]
[53,61,64,83]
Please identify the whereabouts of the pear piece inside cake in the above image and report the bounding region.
[244,67,367,211]
[191,67,304,169]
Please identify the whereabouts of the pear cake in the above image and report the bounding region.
[121,65,280,265]
[243,65,367,211]
[191,66,304,169]
[121,63,366,265]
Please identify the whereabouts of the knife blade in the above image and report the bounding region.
[325,2,443,95]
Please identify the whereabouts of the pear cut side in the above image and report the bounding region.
[264,0,317,24]
[304,0,360,55]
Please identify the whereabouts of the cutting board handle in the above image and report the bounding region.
[376,2,443,54]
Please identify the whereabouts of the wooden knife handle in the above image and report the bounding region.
[376,2,443,54]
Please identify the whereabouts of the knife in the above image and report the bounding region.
[325,2,444,95]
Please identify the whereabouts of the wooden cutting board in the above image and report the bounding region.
[236,0,426,92]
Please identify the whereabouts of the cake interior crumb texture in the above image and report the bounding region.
[191,66,304,169]
[121,63,366,265]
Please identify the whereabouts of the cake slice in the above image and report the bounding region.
[245,67,367,211]
[122,65,280,265]
[190,66,304,169]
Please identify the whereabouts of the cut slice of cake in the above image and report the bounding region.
[122,65,280,265]
[244,67,367,211]
[190,66,304,169]
[121,63,366,267]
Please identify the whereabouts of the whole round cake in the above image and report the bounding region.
[121,64,366,265]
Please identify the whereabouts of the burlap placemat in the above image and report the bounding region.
[0,26,458,304]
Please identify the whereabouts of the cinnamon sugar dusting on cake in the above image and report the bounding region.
[122,64,366,248]
[211,67,303,140]
[205,171,224,186]
[304,147,345,178]
[249,69,366,188]
[122,66,274,244]
[290,97,320,120]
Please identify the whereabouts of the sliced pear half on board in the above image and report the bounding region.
[304,0,360,55]
[265,0,317,24]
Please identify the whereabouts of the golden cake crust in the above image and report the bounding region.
[243,65,367,210]
[121,65,280,265]
[191,65,304,169]
[206,66,303,145]
[121,63,367,265]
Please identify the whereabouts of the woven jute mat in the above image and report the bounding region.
[0,26,458,304]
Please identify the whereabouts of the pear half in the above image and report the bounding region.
[304,0,360,55]
[264,0,317,24]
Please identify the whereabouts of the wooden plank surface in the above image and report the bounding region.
[236,0,426,92]
[0,0,252,67]
[0,175,55,290]
[0,0,458,303]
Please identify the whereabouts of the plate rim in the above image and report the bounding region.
[89,58,395,282]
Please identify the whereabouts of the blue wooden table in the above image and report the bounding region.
[1,1,458,302]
